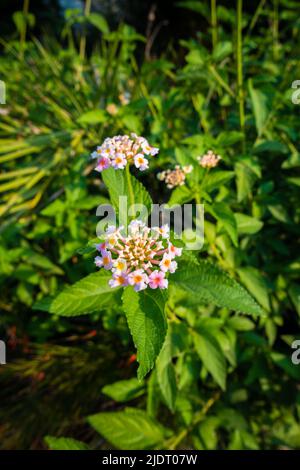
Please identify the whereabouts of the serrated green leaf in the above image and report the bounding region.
[171,259,263,316]
[33,271,117,316]
[45,436,89,450]
[122,287,167,379]
[88,408,168,450]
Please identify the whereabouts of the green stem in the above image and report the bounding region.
[211,0,217,52]
[209,65,234,98]
[167,391,221,450]
[236,0,245,152]
[246,0,266,37]
[20,0,30,60]
[125,164,135,210]
[79,0,92,61]
[273,0,279,60]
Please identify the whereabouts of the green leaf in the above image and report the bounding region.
[237,267,270,311]
[45,436,89,450]
[102,378,145,402]
[88,408,168,450]
[33,271,117,316]
[287,177,300,187]
[216,131,243,147]
[271,352,300,380]
[171,259,263,316]
[227,316,255,331]
[156,327,177,412]
[268,204,290,223]
[77,109,107,125]
[102,167,152,221]
[122,287,167,380]
[248,80,269,136]
[87,13,109,33]
[282,152,300,169]
[235,213,263,235]
[193,329,226,390]
[202,170,235,192]
[177,0,210,16]
[167,185,193,205]
[210,202,238,247]
[288,284,300,318]
[13,11,35,33]
[121,114,142,134]
[198,417,220,449]
[235,162,257,202]
[212,41,232,62]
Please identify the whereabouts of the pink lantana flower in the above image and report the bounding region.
[95,156,110,172]
[157,224,170,239]
[109,272,129,288]
[159,253,178,273]
[128,269,149,291]
[134,153,149,171]
[148,271,168,289]
[168,242,182,259]
[197,150,221,169]
[91,134,159,172]
[94,220,181,290]
[111,153,127,169]
[94,251,113,270]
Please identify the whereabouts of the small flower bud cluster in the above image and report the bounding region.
[197,150,221,169]
[91,134,159,172]
[157,165,193,189]
[94,220,182,291]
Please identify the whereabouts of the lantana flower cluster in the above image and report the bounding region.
[157,165,193,189]
[198,150,221,169]
[91,134,159,172]
[94,220,182,291]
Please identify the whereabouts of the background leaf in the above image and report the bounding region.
[102,378,145,402]
[193,329,226,390]
[45,436,89,450]
[156,326,177,412]
[210,202,238,247]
